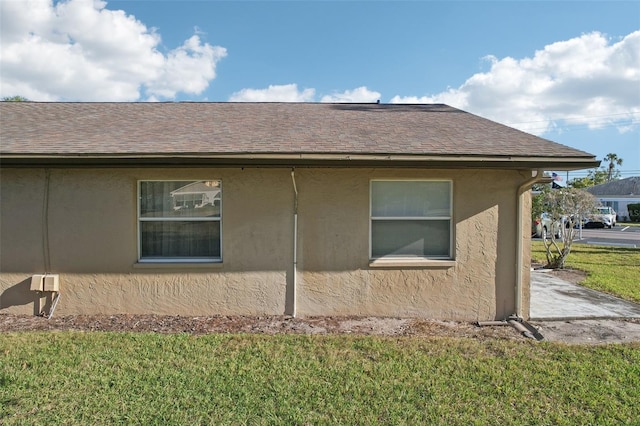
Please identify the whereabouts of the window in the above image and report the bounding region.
[138,180,221,262]
[370,180,452,259]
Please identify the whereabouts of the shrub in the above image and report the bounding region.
[628,203,640,222]
[537,187,599,269]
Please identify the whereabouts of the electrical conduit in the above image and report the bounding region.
[291,170,298,318]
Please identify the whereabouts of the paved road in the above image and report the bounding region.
[574,226,640,247]
[534,225,640,248]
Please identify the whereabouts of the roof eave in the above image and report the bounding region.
[0,153,600,170]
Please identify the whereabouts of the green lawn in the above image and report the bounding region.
[1,332,639,425]
[2,245,639,424]
[532,242,640,303]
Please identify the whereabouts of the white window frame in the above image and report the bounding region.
[137,180,222,263]
[369,179,453,260]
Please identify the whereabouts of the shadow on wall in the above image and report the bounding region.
[1,278,54,315]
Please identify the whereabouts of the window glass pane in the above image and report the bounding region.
[140,221,221,259]
[371,181,450,217]
[371,220,450,258]
[140,181,221,218]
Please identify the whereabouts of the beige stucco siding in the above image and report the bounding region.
[0,167,531,320]
[1,168,292,316]
[295,169,524,320]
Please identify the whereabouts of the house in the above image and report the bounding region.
[170,180,221,210]
[0,102,598,321]
[587,176,640,221]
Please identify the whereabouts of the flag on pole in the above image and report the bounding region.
[551,172,566,188]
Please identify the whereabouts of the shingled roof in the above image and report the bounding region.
[587,176,640,196]
[0,102,598,169]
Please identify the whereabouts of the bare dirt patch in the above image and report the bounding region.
[0,314,526,341]
[532,318,640,345]
[531,262,588,285]
[548,268,587,285]
[2,313,639,345]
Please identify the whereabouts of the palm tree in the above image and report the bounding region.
[604,153,623,182]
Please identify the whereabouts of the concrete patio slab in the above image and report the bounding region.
[530,270,640,320]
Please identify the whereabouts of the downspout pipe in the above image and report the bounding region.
[515,169,546,319]
[476,318,544,341]
[291,170,298,318]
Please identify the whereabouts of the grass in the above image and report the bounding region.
[619,222,640,227]
[532,242,640,303]
[1,332,639,425]
[2,244,638,424]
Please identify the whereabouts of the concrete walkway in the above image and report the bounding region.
[530,270,640,320]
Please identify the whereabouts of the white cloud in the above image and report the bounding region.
[229,84,315,102]
[0,0,226,101]
[320,86,380,103]
[229,84,381,103]
[145,35,226,100]
[392,31,640,135]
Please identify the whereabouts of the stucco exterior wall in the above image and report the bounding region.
[295,169,527,320]
[0,167,532,320]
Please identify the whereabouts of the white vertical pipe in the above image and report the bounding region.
[42,168,51,273]
[291,170,298,318]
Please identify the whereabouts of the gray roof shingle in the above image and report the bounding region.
[587,177,640,196]
[1,102,597,168]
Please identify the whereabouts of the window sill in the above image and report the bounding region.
[133,261,223,270]
[369,259,456,268]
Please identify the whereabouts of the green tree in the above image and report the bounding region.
[537,187,599,269]
[531,186,548,222]
[1,95,29,102]
[568,168,609,188]
[604,153,623,182]
[568,153,624,188]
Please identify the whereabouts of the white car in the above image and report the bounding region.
[584,206,616,229]
[532,213,564,240]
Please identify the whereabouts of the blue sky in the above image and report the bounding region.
[1,0,638,179]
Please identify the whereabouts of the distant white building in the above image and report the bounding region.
[587,177,640,221]
[170,181,221,209]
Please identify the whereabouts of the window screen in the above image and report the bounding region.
[370,180,452,259]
